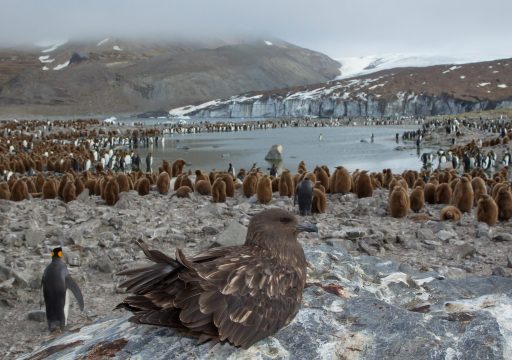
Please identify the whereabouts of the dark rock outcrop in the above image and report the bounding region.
[21,244,512,360]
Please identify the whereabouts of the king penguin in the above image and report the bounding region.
[42,247,84,332]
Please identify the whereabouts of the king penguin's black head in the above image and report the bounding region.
[51,247,63,259]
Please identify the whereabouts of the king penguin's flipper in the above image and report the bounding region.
[66,275,84,311]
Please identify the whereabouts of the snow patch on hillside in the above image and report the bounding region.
[334,53,506,80]
[97,38,110,46]
[113,45,122,51]
[38,55,55,64]
[40,41,67,53]
[264,40,273,46]
[53,61,70,70]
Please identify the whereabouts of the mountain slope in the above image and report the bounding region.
[169,58,512,118]
[0,38,340,116]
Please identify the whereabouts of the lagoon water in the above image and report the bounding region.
[135,125,427,174]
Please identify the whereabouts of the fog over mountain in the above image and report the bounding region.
[1,0,511,60]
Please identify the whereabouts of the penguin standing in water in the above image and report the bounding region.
[42,247,84,332]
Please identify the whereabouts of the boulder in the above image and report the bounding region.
[264,144,283,161]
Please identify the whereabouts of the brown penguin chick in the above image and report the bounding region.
[413,178,425,189]
[171,159,187,177]
[42,179,58,199]
[116,173,131,193]
[174,174,183,191]
[370,173,382,189]
[194,170,209,184]
[435,183,452,204]
[84,178,96,195]
[321,165,331,178]
[0,182,11,200]
[117,208,316,349]
[312,188,327,213]
[57,175,70,199]
[218,173,235,197]
[424,183,437,204]
[136,177,150,196]
[156,172,171,195]
[409,186,424,213]
[389,185,409,218]
[495,188,512,221]
[180,175,194,191]
[471,177,487,206]
[297,160,307,173]
[313,166,329,192]
[279,170,294,197]
[440,205,462,222]
[211,177,227,203]
[11,179,29,201]
[26,178,37,194]
[449,178,458,192]
[256,175,272,204]
[355,171,373,198]
[271,177,279,193]
[334,166,351,194]
[314,181,326,193]
[172,186,193,199]
[195,179,212,195]
[403,170,416,188]
[477,194,498,226]
[292,173,302,190]
[209,170,218,185]
[452,177,474,213]
[383,169,393,189]
[75,177,85,196]
[303,172,317,184]
[491,182,508,200]
[104,178,120,206]
[243,173,258,198]
[35,173,45,192]
[62,181,76,203]
[162,160,173,177]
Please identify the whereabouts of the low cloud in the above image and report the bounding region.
[1,0,510,59]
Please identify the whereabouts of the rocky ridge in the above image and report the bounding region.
[169,58,512,118]
[0,38,340,117]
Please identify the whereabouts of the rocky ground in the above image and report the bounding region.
[2,117,512,359]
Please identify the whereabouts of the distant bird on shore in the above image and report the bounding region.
[42,247,84,332]
[117,208,317,348]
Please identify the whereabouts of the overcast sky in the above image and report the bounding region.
[1,0,511,59]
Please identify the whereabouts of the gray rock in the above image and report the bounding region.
[416,228,435,242]
[493,233,512,242]
[3,233,22,247]
[437,229,457,242]
[476,223,491,238]
[92,256,114,273]
[27,310,46,323]
[345,229,366,239]
[213,221,247,247]
[264,144,283,161]
[508,255,512,269]
[492,267,507,277]
[0,264,29,288]
[455,244,477,260]
[24,229,44,248]
[76,188,90,202]
[201,226,219,236]
[114,191,140,210]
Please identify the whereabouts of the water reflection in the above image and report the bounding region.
[133,126,428,174]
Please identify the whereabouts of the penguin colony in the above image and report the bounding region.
[3,116,512,346]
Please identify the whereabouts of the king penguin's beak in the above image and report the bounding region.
[296,222,318,233]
